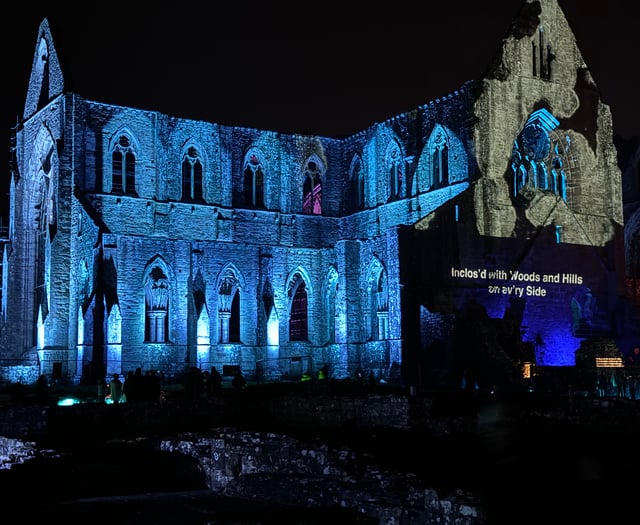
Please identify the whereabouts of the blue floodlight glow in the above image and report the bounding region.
[267,311,279,346]
[57,397,82,406]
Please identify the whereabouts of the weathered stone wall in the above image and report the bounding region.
[0,395,484,524]
[161,430,486,525]
[4,0,632,390]
[0,435,37,470]
[473,0,622,240]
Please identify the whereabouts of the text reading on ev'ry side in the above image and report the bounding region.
[450,267,583,297]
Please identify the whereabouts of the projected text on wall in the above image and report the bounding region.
[450,267,584,298]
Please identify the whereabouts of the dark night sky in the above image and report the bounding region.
[2,1,638,222]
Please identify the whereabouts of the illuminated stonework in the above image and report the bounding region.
[1,0,632,389]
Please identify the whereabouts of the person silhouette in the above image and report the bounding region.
[108,373,124,404]
[36,374,50,405]
[96,376,107,403]
[209,366,223,395]
[232,369,247,392]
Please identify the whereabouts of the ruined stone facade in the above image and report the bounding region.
[1,0,632,387]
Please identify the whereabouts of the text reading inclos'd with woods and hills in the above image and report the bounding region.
[450,267,584,298]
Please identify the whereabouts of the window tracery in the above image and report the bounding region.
[302,157,323,215]
[218,268,240,343]
[511,109,570,202]
[144,264,170,343]
[242,152,265,209]
[111,134,137,195]
[181,145,204,202]
[348,154,364,213]
[431,131,449,189]
[387,143,403,202]
[364,260,388,341]
[288,272,308,341]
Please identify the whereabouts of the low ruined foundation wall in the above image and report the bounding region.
[160,429,486,525]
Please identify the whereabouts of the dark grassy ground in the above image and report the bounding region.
[2,381,640,524]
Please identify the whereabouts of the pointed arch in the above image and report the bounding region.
[385,139,404,202]
[142,256,173,343]
[286,266,312,341]
[302,154,324,215]
[216,263,245,343]
[37,305,45,350]
[511,108,572,202]
[363,257,388,341]
[240,147,266,209]
[109,128,140,195]
[197,306,210,346]
[106,303,122,345]
[261,278,279,346]
[415,124,469,193]
[347,154,365,213]
[23,20,64,120]
[27,125,58,334]
[192,268,207,318]
[180,141,206,202]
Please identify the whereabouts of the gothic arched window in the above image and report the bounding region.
[242,153,265,209]
[365,262,388,341]
[302,158,323,215]
[348,155,364,213]
[532,25,553,80]
[218,269,241,343]
[374,269,389,340]
[511,109,570,202]
[432,138,449,189]
[414,124,468,194]
[288,274,308,341]
[192,269,210,347]
[181,146,204,202]
[111,134,137,196]
[144,264,171,343]
[387,142,403,202]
